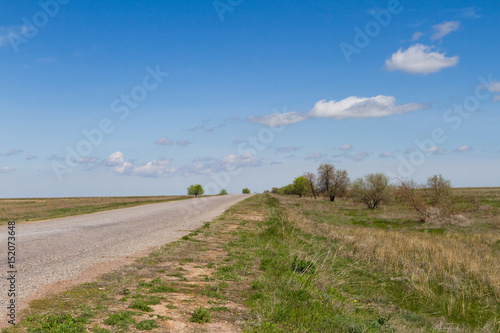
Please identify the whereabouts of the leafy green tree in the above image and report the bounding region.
[350,173,392,209]
[242,188,251,194]
[219,189,228,195]
[293,176,308,198]
[304,172,317,199]
[187,184,204,197]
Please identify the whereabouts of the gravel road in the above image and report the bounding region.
[0,194,251,323]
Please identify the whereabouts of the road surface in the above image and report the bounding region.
[0,194,251,323]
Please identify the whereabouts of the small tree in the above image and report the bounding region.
[242,188,251,194]
[187,184,204,197]
[425,174,452,206]
[396,179,427,222]
[219,189,228,195]
[271,187,279,194]
[293,176,308,198]
[317,164,350,201]
[350,173,392,209]
[329,169,350,202]
[304,172,317,199]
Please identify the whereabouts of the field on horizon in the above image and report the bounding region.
[0,196,187,225]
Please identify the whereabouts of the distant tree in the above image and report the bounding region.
[219,189,228,195]
[396,179,427,222]
[317,163,335,195]
[350,173,392,209]
[187,184,204,197]
[242,188,251,194]
[425,174,452,206]
[271,187,280,194]
[317,164,350,202]
[329,170,351,202]
[304,172,317,199]
[293,176,308,198]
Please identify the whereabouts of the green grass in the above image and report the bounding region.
[189,306,211,323]
[103,311,139,330]
[135,319,159,330]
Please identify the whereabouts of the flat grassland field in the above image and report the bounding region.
[0,196,187,224]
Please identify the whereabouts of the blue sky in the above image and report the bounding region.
[0,0,499,197]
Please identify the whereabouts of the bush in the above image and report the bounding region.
[190,306,211,323]
[242,188,251,194]
[350,173,392,209]
[219,189,228,195]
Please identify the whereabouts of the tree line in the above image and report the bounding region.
[271,163,463,223]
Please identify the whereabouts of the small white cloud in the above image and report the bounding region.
[305,152,324,161]
[221,153,259,171]
[379,151,393,158]
[155,137,174,146]
[74,157,99,165]
[431,21,460,40]
[385,44,459,74]
[411,31,424,41]
[0,166,14,173]
[454,145,473,152]
[484,80,500,101]
[340,144,352,151]
[4,149,23,156]
[404,147,415,154]
[247,111,307,127]
[176,140,193,146]
[105,151,125,166]
[276,146,299,153]
[348,152,369,161]
[25,154,37,161]
[427,146,446,155]
[309,96,427,119]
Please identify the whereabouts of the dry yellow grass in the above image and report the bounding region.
[274,188,500,329]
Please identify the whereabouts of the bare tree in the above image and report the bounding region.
[350,173,392,209]
[396,179,427,222]
[426,174,452,206]
[316,164,350,202]
[304,172,317,199]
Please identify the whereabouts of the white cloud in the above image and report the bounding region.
[379,151,393,158]
[105,151,125,166]
[411,31,424,41]
[25,154,37,161]
[276,146,299,153]
[305,152,324,161]
[427,146,446,155]
[221,153,259,171]
[493,96,500,102]
[340,144,352,151]
[155,137,174,146]
[4,149,23,156]
[74,157,99,165]
[431,21,460,40]
[348,152,369,161]
[454,145,473,152]
[104,152,176,178]
[308,96,427,119]
[176,140,193,146]
[487,81,500,93]
[0,166,14,173]
[385,44,459,74]
[181,153,260,176]
[247,111,307,127]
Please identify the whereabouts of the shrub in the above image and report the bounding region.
[242,188,251,194]
[350,173,392,209]
[190,306,211,323]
